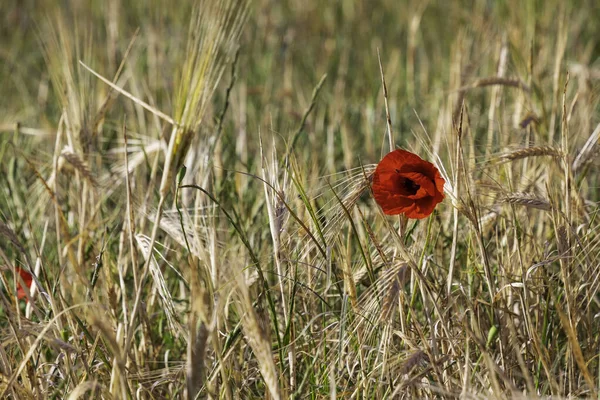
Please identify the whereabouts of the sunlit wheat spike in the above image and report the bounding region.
[152,206,222,261]
[302,165,375,250]
[162,0,250,190]
[135,234,182,335]
[174,0,249,129]
[96,138,165,198]
[498,146,563,162]
[40,13,100,151]
[307,165,376,201]
[110,142,163,177]
[280,164,373,265]
[60,146,99,188]
[500,192,552,211]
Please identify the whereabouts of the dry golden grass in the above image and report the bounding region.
[0,0,600,398]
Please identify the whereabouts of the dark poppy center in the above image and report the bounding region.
[402,178,420,195]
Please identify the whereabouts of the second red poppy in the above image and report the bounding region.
[15,267,33,300]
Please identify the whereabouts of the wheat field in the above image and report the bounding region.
[1,0,600,398]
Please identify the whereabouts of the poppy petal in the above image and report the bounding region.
[372,149,445,218]
[372,190,414,214]
[398,172,436,198]
[410,195,437,219]
[15,267,33,300]
[380,200,417,216]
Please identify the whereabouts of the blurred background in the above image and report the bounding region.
[3,0,598,169]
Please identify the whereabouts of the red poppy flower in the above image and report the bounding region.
[372,149,445,219]
[15,267,33,300]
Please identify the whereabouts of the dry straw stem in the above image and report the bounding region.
[78,61,177,127]
[377,48,394,152]
[484,38,509,159]
[235,271,282,400]
[572,121,600,173]
[556,305,598,397]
